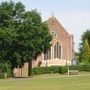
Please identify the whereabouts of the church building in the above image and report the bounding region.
[33,16,74,67]
[13,16,74,77]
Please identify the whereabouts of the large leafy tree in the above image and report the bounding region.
[15,10,52,76]
[79,30,90,64]
[79,39,90,64]
[0,1,25,68]
[0,1,52,76]
[0,1,25,28]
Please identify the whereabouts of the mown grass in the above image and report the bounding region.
[0,74,90,90]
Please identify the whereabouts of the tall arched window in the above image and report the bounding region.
[44,49,51,60]
[54,42,61,59]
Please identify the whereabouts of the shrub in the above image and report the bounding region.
[83,64,90,71]
[0,73,5,78]
[78,65,84,71]
[50,66,60,74]
[78,64,90,72]
[0,61,12,78]
[32,64,90,75]
[32,66,68,75]
[59,66,68,74]
[32,67,51,75]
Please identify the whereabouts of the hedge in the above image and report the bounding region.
[32,66,68,75]
[32,64,90,75]
[78,64,90,72]
[32,67,51,75]
[59,66,68,74]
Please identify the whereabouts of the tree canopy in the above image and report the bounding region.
[0,1,52,76]
[79,30,90,64]
[81,30,90,46]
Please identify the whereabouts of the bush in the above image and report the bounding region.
[32,67,51,75]
[0,61,12,78]
[78,64,90,72]
[83,65,90,71]
[0,73,5,78]
[59,66,68,74]
[78,65,84,71]
[32,64,90,76]
[50,66,60,74]
[69,64,90,72]
[32,66,68,75]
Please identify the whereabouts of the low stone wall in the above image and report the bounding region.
[41,59,71,67]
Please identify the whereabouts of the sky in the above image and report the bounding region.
[1,0,90,52]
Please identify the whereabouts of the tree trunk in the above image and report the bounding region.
[28,60,32,76]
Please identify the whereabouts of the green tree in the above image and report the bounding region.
[0,27,17,78]
[81,30,90,46]
[0,1,25,69]
[0,1,25,28]
[79,30,90,64]
[16,10,52,76]
[0,1,52,76]
[79,39,90,64]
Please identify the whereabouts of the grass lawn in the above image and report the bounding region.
[0,74,90,90]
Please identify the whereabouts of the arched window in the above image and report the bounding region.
[44,49,51,60]
[54,42,61,59]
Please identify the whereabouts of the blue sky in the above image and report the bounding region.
[1,0,90,52]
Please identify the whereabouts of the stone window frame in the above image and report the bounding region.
[54,42,61,59]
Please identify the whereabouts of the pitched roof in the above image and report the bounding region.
[45,16,69,35]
